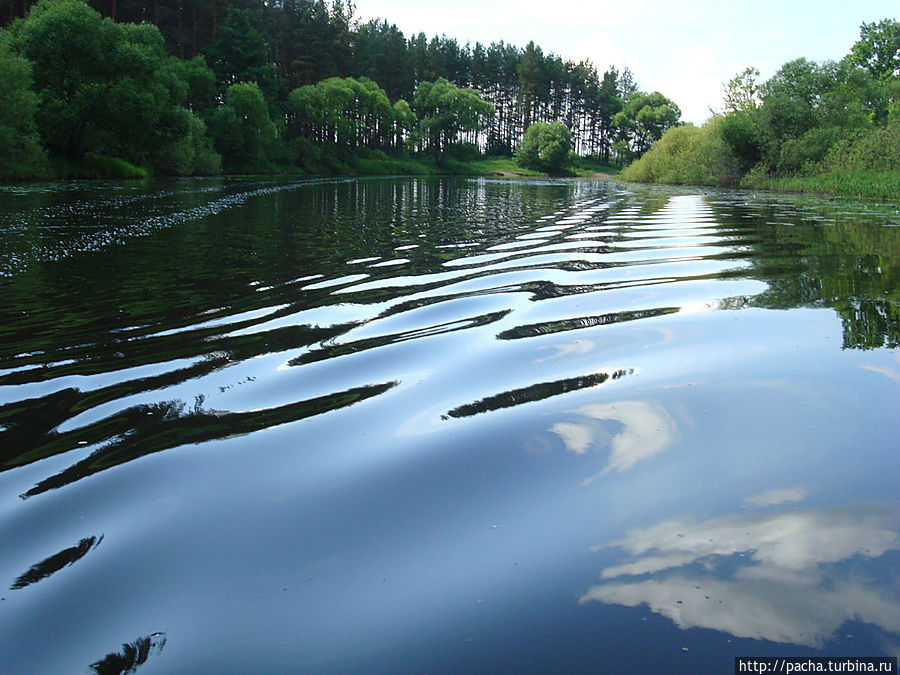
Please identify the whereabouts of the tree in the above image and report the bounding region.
[208,81,276,172]
[413,77,494,162]
[0,32,47,178]
[289,76,396,155]
[515,121,572,173]
[209,5,270,87]
[351,19,413,101]
[10,0,219,173]
[723,67,760,112]
[614,91,681,159]
[850,19,900,80]
[621,117,741,186]
[517,41,547,128]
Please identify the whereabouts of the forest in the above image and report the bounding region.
[0,0,681,179]
[621,19,900,198]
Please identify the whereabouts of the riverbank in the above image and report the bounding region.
[622,164,900,200]
[618,118,900,200]
[739,170,900,200]
[9,153,619,182]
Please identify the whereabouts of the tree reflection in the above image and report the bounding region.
[10,536,102,590]
[446,369,632,419]
[706,195,900,350]
[19,381,397,499]
[497,307,679,340]
[90,632,166,675]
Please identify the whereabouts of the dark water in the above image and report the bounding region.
[1,176,898,673]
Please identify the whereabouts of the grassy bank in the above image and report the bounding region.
[12,152,620,182]
[739,170,900,200]
[51,154,150,180]
[619,117,900,200]
[349,154,618,179]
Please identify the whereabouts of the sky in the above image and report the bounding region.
[351,0,900,125]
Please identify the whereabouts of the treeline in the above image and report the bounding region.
[0,0,681,179]
[623,19,900,198]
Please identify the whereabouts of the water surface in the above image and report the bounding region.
[1,176,898,673]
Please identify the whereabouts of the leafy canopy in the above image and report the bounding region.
[414,77,494,158]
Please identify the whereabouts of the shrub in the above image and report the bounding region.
[515,122,573,173]
[621,117,741,186]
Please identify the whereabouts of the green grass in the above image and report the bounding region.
[354,156,440,175]
[741,169,900,200]
[51,153,150,179]
[471,157,544,176]
[17,151,619,182]
[568,156,620,177]
[351,154,619,179]
[352,154,540,177]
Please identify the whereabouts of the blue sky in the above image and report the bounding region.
[352,0,899,124]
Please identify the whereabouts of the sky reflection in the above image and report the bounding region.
[580,496,900,647]
[551,399,676,480]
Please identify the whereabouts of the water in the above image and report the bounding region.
[0,176,898,673]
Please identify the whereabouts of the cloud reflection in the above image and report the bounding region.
[551,400,676,480]
[580,503,900,646]
[743,486,808,507]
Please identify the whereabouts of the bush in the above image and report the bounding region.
[155,109,222,175]
[825,124,900,173]
[516,122,572,173]
[776,126,846,175]
[0,37,48,179]
[621,117,741,186]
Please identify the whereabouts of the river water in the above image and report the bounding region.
[0,176,898,673]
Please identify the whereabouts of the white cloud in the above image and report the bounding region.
[744,486,809,507]
[580,574,900,647]
[551,422,595,455]
[862,365,900,384]
[581,505,900,646]
[550,400,676,478]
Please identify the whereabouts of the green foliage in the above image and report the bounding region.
[613,91,681,159]
[777,126,848,175]
[414,77,494,161]
[210,5,275,92]
[51,153,149,179]
[288,76,397,161]
[621,117,740,186]
[8,0,220,175]
[824,124,900,173]
[208,81,276,173]
[515,121,573,173]
[629,17,900,198]
[1,0,680,180]
[723,67,760,113]
[850,19,900,80]
[741,169,900,200]
[0,32,47,178]
[156,109,222,176]
[719,109,762,171]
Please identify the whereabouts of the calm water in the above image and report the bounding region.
[0,176,898,673]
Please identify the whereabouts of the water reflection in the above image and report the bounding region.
[1,179,899,671]
[10,536,103,590]
[705,193,900,350]
[580,496,900,646]
[446,369,633,419]
[551,399,676,480]
[497,307,680,340]
[17,381,397,498]
[90,633,166,675]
